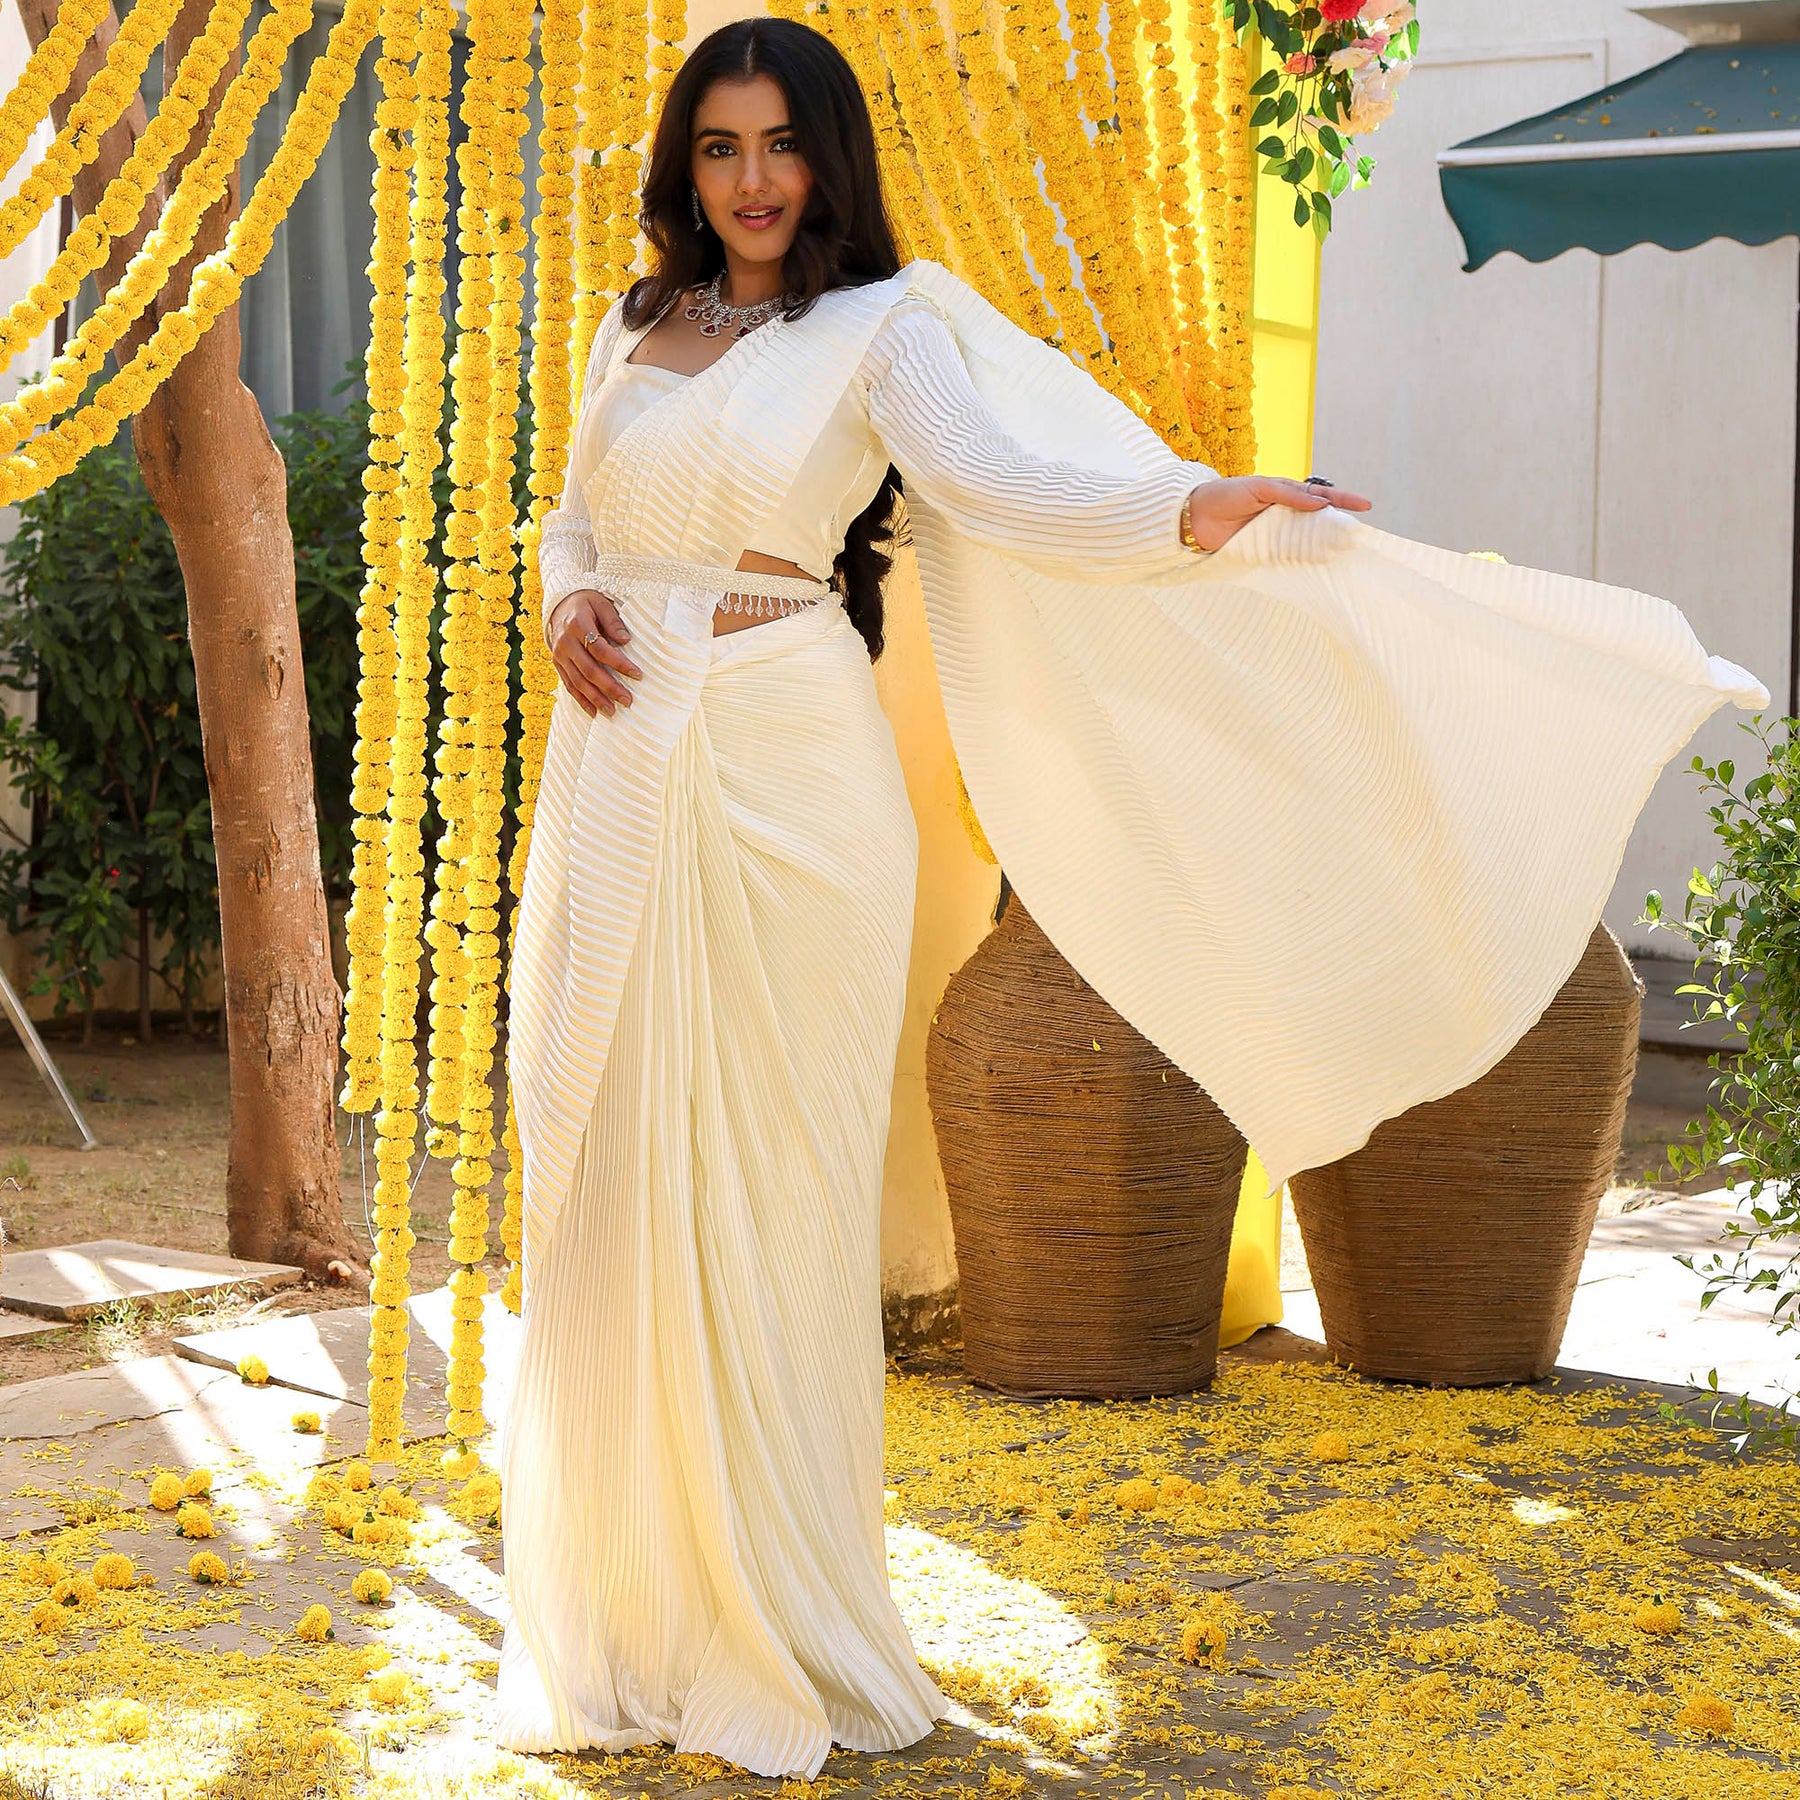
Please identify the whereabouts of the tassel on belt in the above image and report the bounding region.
[590,552,839,623]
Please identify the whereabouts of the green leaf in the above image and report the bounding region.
[1251,96,1280,128]
[1293,190,1309,226]
[1250,69,1282,96]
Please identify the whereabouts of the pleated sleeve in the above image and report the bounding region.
[537,303,629,643]
[861,298,1217,583]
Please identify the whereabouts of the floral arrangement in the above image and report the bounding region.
[1228,0,1421,236]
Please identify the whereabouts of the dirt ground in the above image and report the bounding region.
[0,1019,509,1387]
[0,1024,1723,1390]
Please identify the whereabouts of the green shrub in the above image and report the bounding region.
[1643,717,1800,1445]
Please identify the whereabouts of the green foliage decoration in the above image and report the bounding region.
[1642,717,1800,1447]
[1227,0,1420,240]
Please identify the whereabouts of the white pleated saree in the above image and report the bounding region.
[497,259,1765,1777]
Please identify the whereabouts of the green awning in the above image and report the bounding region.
[1438,43,1800,270]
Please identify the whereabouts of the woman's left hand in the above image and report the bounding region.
[1182,475,1372,553]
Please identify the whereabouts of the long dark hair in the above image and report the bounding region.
[626,18,905,659]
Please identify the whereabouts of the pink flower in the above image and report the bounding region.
[1285,51,1318,75]
[1328,41,1379,72]
[1320,0,1362,20]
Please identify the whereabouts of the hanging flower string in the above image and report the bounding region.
[0,0,184,257]
[0,0,371,507]
[0,0,255,379]
[1228,0,1420,237]
[0,0,109,188]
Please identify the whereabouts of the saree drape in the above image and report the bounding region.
[499,259,1765,1778]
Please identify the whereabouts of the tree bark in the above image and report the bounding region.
[20,0,366,1281]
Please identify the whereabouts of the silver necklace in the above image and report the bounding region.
[682,273,788,339]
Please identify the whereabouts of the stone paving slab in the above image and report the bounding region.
[0,1309,74,1342]
[0,1238,303,1320]
[0,1351,371,1538]
[171,1284,521,1444]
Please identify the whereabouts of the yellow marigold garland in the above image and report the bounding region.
[501,0,582,1315]
[999,0,1190,445]
[1188,0,1245,471]
[813,3,941,266]
[0,0,110,184]
[341,0,420,1115]
[945,0,1100,365]
[363,0,430,1463]
[0,0,315,465]
[867,0,1013,317]
[0,0,252,379]
[571,0,627,378]
[648,0,686,133]
[0,0,183,257]
[1214,26,1257,471]
[601,0,650,330]
[0,0,372,507]
[894,0,1048,337]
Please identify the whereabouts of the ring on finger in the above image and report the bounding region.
[1304,475,1334,488]
[583,628,600,645]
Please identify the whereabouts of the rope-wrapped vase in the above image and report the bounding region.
[1290,923,1641,1386]
[926,897,1249,1397]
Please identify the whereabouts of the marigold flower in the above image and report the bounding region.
[148,1472,185,1511]
[367,1667,412,1707]
[441,1443,480,1480]
[1634,1597,1683,1635]
[344,1460,374,1491]
[51,1574,98,1607]
[352,1567,394,1604]
[183,1467,212,1497]
[322,1500,358,1534]
[176,1503,215,1539]
[304,1471,343,1504]
[291,1410,323,1434]
[295,1603,333,1642]
[357,1642,392,1673]
[1675,1693,1734,1734]
[22,1553,68,1586]
[92,1552,135,1589]
[1114,1478,1160,1511]
[376,1484,420,1519]
[1180,1617,1228,1664]
[89,1697,150,1742]
[30,1599,67,1634]
[1312,1429,1351,1463]
[188,1550,229,1584]
[236,1354,269,1385]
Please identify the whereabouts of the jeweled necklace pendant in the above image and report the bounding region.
[683,272,788,339]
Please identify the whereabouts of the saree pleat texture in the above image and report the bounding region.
[500,260,1765,1777]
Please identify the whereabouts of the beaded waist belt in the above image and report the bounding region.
[590,552,839,621]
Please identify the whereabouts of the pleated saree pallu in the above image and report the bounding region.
[498,260,1765,1777]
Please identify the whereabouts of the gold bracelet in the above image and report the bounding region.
[1179,491,1203,553]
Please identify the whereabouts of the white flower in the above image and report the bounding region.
[1346,62,1409,135]
[1329,41,1381,72]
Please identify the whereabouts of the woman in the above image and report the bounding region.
[497,16,1763,1779]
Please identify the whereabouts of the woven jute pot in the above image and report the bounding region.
[926,897,1249,1398]
[1289,923,1641,1386]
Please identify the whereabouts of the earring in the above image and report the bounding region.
[690,185,704,231]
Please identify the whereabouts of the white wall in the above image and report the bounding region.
[1313,0,1797,953]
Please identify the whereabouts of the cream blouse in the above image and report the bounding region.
[537,289,1211,627]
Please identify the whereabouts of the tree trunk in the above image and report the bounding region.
[20,0,365,1282]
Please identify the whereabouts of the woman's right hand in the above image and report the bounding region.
[548,588,642,718]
